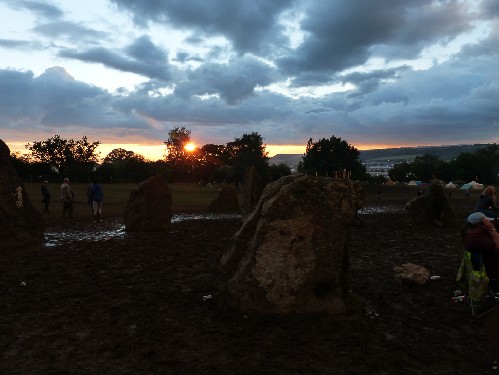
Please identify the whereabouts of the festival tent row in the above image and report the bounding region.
[407,180,448,186]
[459,181,484,190]
[385,180,484,189]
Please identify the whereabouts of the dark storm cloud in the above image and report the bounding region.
[0,69,37,119]
[379,2,471,56]
[481,0,499,17]
[0,67,148,131]
[59,36,172,81]
[33,21,108,41]
[174,56,276,104]
[342,67,410,99]
[113,84,292,133]
[173,52,204,64]
[5,0,64,19]
[279,0,474,78]
[109,0,292,54]
[0,39,34,49]
[331,54,499,145]
[126,36,167,63]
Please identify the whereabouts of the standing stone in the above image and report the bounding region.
[220,174,364,314]
[209,185,240,213]
[0,139,44,251]
[405,180,454,226]
[243,166,265,216]
[124,174,172,232]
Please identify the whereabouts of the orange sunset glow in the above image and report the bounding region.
[184,143,196,152]
[6,141,419,162]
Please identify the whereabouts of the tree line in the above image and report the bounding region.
[10,130,498,186]
[388,144,499,184]
[10,129,295,184]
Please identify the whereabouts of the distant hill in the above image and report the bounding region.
[358,144,491,162]
[268,144,493,171]
[268,154,303,171]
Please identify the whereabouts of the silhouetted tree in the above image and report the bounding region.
[388,144,499,184]
[98,148,154,182]
[225,132,269,183]
[449,144,499,183]
[26,135,100,182]
[411,154,447,182]
[388,161,412,183]
[164,127,198,181]
[164,127,191,164]
[298,136,367,180]
[195,144,228,182]
[267,163,292,182]
[10,152,56,182]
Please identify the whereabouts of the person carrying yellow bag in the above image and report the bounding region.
[457,212,499,300]
[456,251,489,301]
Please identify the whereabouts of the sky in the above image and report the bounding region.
[1,0,498,161]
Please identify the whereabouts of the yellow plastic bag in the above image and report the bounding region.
[456,251,489,301]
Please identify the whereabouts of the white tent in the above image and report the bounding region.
[408,180,417,186]
[468,181,484,190]
[445,182,456,188]
[460,181,484,190]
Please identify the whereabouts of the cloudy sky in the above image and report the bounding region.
[1,0,498,160]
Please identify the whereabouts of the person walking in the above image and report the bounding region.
[60,178,75,218]
[40,180,50,215]
[462,211,499,292]
[88,180,104,222]
[474,186,498,220]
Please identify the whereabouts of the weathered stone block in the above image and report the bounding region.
[209,185,240,213]
[405,180,454,225]
[124,174,172,232]
[0,139,44,251]
[221,174,364,314]
[243,166,265,216]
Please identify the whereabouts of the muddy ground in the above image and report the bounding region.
[1,187,499,374]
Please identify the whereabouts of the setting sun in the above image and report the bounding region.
[184,142,196,152]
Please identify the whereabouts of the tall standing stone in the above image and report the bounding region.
[209,184,240,213]
[0,139,44,251]
[124,174,172,232]
[220,174,364,314]
[405,179,454,226]
[243,166,265,216]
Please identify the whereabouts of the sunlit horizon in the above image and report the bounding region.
[5,140,481,163]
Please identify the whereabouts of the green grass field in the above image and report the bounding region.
[24,182,240,216]
[23,180,491,217]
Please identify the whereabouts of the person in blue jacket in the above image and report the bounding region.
[88,180,104,222]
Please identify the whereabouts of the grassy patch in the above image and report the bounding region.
[23,182,242,215]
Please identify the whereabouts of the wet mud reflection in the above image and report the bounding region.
[43,213,242,247]
[358,206,403,214]
[43,208,399,247]
[44,225,126,247]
